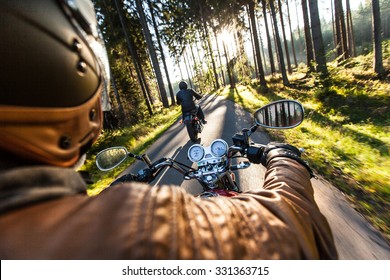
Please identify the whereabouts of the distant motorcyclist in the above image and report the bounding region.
[0,0,337,260]
[176,81,207,124]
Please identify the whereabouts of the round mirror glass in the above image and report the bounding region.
[254,100,304,129]
[96,147,128,171]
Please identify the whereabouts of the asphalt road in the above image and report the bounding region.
[121,93,390,260]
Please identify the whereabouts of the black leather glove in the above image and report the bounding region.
[260,142,315,178]
[136,168,154,183]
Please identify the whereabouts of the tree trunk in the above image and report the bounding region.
[277,0,292,74]
[248,1,267,88]
[132,45,155,108]
[113,0,153,115]
[203,20,220,89]
[247,6,259,77]
[286,0,298,68]
[109,69,126,124]
[334,0,343,59]
[331,0,337,52]
[372,0,384,76]
[146,0,175,105]
[223,41,235,89]
[295,0,302,39]
[258,28,268,74]
[308,0,328,79]
[255,9,267,73]
[236,26,252,79]
[212,26,226,87]
[339,0,349,59]
[261,0,276,74]
[301,0,314,72]
[346,0,356,57]
[183,51,194,89]
[271,14,281,71]
[176,54,184,81]
[270,0,289,85]
[135,0,169,108]
[334,0,349,60]
[190,44,202,92]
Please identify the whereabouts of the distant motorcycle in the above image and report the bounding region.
[96,100,305,198]
[182,107,203,142]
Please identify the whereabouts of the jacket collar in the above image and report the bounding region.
[0,166,86,213]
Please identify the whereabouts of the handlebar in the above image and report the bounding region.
[111,157,196,186]
[110,141,266,187]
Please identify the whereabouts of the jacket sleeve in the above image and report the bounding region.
[191,89,202,100]
[71,158,338,260]
[112,157,338,260]
[249,157,338,259]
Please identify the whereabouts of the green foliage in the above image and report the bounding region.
[320,0,390,58]
[94,0,161,126]
[109,45,149,125]
[352,1,373,50]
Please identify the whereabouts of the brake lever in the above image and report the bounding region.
[128,152,143,161]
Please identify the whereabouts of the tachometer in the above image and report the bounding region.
[188,144,205,162]
[210,139,228,157]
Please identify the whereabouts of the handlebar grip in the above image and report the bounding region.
[246,146,264,164]
[137,168,154,182]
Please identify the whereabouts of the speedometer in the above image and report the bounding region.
[188,144,205,162]
[210,139,228,157]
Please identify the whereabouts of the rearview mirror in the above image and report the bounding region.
[96,147,129,171]
[254,100,304,129]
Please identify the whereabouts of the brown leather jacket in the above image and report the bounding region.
[0,158,338,259]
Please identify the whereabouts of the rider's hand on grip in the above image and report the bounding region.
[246,145,264,164]
[260,142,315,178]
[260,142,301,165]
[137,168,154,183]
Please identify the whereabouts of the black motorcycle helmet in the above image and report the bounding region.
[0,0,110,167]
[179,81,188,90]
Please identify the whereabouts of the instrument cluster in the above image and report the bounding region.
[187,139,229,165]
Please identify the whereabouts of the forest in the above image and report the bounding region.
[85,0,390,241]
